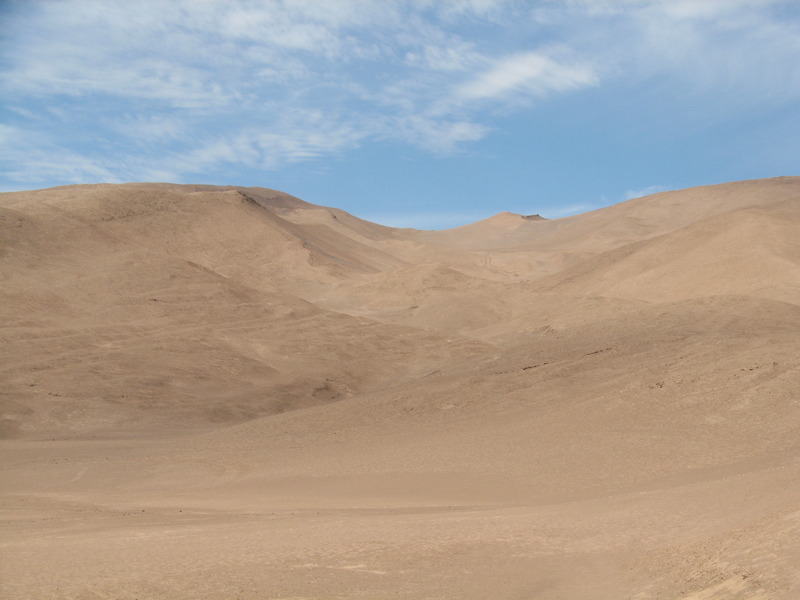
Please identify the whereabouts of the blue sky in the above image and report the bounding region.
[1,0,799,229]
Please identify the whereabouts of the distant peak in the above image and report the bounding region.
[486,211,546,223]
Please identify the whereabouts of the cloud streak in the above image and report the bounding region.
[625,185,670,201]
[456,51,598,103]
[1,0,797,189]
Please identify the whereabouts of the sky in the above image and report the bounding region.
[1,0,799,229]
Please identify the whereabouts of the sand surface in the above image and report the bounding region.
[2,177,799,598]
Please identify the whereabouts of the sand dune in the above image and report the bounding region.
[1,177,799,598]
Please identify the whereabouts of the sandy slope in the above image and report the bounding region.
[1,177,799,599]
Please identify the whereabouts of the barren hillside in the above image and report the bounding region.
[2,177,799,599]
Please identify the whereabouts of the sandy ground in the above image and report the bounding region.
[1,177,799,598]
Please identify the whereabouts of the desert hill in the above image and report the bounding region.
[1,177,799,599]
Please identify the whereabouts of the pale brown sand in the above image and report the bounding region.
[1,177,799,598]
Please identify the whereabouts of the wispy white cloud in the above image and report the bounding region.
[643,0,772,21]
[404,42,481,72]
[385,116,490,154]
[432,0,526,26]
[0,124,14,146]
[541,203,601,219]
[167,111,368,175]
[456,51,598,103]
[0,125,123,184]
[571,0,800,112]
[109,115,189,145]
[1,1,605,182]
[624,185,670,200]
[0,0,797,190]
